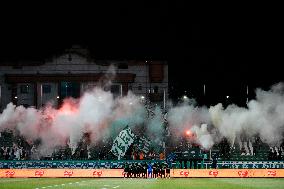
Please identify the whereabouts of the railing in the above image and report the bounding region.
[1,160,284,169]
[173,161,284,169]
[0,160,165,169]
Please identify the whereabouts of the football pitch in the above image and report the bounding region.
[1,178,284,189]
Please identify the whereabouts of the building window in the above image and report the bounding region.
[20,85,29,94]
[128,85,132,90]
[138,85,142,91]
[42,84,51,94]
[60,82,80,99]
[154,86,159,93]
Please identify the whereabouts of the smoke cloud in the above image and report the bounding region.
[165,83,284,149]
[1,68,284,155]
[210,83,284,146]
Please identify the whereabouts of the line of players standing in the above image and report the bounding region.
[123,162,170,178]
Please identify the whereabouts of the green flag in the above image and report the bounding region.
[111,126,136,157]
[137,136,151,153]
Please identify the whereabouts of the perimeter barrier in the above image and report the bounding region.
[0,169,284,178]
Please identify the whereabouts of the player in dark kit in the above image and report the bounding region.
[153,163,158,178]
[165,163,171,178]
[160,163,166,178]
[123,162,170,179]
[128,164,133,178]
[123,163,129,178]
[142,162,147,178]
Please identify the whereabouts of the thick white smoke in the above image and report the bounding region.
[167,83,284,149]
[210,83,284,146]
[191,124,214,150]
[167,103,213,149]
[1,70,284,154]
[0,88,148,156]
[0,65,150,156]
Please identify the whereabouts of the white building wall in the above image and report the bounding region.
[0,50,168,111]
[126,65,148,96]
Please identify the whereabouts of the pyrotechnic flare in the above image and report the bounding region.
[1,70,284,155]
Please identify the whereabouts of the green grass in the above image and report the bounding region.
[1,178,284,189]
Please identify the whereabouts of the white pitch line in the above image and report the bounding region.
[104,185,110,186]
[113,186,120,188]
[35,179,90,189]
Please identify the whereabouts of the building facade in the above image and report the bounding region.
[0,46,168,111]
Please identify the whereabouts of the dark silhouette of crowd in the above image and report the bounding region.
[2,129,284,162]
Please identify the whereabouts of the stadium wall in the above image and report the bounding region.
[0,169,124,178]
[1,169,284,178]
[171,169,283,178]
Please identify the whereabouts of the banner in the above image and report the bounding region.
[137,136,151,153]
[0,169,124,178]
[217,161,284,169]
[171,169,284,178]
[1,169,284,178]
[173,161,284,169]
[111,127,135,157]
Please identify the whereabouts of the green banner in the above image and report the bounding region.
[111,127,135,157]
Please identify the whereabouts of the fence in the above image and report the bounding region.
[1,160,284,169]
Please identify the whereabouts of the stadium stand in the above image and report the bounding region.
[1,129,284,170]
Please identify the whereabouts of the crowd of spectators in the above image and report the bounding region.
[268,147,283,160]
[0,143,44,161]
[2,129,284,162]
[0,130,166,161]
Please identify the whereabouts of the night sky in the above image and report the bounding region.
[0,3,283,106]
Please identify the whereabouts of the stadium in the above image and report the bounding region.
[1,5,283,189]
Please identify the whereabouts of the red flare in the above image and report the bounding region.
[186,130,192,136]
[58,100,78,115]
